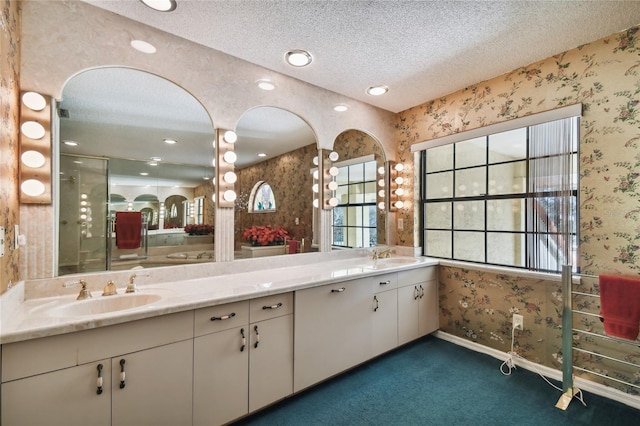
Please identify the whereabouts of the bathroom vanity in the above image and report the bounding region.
[0,254,438,426]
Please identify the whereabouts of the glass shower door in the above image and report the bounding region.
[58,154,108,275]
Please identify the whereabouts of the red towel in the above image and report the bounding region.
[115,212,142,249]
[288,240,298,254]
[599,275,640,340]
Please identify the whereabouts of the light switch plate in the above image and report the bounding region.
[0,226,5,257]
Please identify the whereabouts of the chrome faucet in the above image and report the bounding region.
[102,280,118,296]
[125,274,138,293]
[371,248,392,260]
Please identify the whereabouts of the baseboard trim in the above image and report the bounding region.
[434,331,640,411]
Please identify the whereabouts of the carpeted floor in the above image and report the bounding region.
[233,336,640,425]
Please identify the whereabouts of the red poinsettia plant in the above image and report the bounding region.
[184,224,213,235]
[243,225,289,246]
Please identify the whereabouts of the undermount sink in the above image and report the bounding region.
[48,293,163,317]
[362,257,420,269]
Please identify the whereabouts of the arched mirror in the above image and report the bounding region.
[330,129,387,248]
[232,107,317,259]
[57,67,215,275]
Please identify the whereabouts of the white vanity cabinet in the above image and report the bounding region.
[193,293,293,426]
[1,311,194,426]
[398,266,439,345]
[294,272,397,392]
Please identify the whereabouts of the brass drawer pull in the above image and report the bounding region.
[211,312,236,321]
[262,302,283,310]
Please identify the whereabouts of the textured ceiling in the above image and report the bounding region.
[85,0,640,113]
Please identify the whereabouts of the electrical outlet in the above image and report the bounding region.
[398,218,404,230]
[513,314,523,330]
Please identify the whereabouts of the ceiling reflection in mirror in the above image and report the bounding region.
[58,67,216,276]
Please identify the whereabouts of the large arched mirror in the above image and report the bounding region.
[330,129,387,248]
[57,67,215,275]
[232,107,317,259]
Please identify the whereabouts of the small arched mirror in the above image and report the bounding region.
[330,129,387,248]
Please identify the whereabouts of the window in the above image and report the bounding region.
[420,116,578,273]
[194,196,204,224]
[332,159,378,248]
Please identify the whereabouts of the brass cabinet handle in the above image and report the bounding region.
[373,295,379,312]
[240,328,246,352]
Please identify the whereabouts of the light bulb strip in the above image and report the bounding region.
[19,91,52,204]
[215,128,236,208]
[388,161,406,212]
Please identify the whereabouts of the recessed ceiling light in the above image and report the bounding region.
[140,0,177,12]
[140,172,149,176]
[150,157,162,162]
[131,39,156,54]
[148,161,158,166]
[163,138,177,144]
[367,85,388,96]
[285,49,313,67]
[63,140,79,146]
[257,79,276,91]
[333,104,348,112]
[257,153,267,157]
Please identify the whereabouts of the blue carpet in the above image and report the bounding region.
[233,336,640,425]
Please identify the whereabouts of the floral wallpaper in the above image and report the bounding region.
[0,0,20,294]
[396,26,640,395]
[235,143,317,251]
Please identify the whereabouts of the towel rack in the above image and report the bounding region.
[105,213,149,270]
[558,266,640,409]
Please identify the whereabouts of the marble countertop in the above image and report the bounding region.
[0,255,438,345]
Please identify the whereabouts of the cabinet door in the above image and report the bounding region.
[294,280,371,392]
[1,360,111,426]
[193,325,249,426]
[111,340,193,426]
[371,289,398,357]
[398,284,421,345]
[419,280,439,336]
[249,314,294,412]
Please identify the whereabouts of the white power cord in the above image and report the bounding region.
[500,321,587,407]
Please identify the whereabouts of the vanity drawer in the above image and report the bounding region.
[194,300,249,337]
[398,266,436,286]
[2,311,194,382]
[250,292,293,323]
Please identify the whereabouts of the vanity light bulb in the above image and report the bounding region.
[21,121,46,140]
[223,190,237,202]
[223,130,238,144]
[312,183,319,193]
[395,176,404,185]
[80,207,87,213]
[394,200,404,209]
[313,156,319,166]
[223,171,237,184]
[21,150,46,168]
[378,166,385,175]
[21,179,45,197]
[313,198,319,208]
[378,179,385,187]
[378,190,385,198]
[378,202,385,210]
[81,193,88,199]
[80,201,87,206]
[395,188,404,196]
[329,166,339,177]
[223,151,237,164]
[394,163,404,172]
[313,170,319,180]
[80,214,87,220]
[328,181,338,191]
[22,92,47,111]
[328,197,339,207]
[328,151,339,162]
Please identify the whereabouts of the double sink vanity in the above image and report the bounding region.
[1,251,438,426]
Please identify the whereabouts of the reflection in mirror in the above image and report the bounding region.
[57,67,215,276]
[233,107,317,259]
[330,130,387,248]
